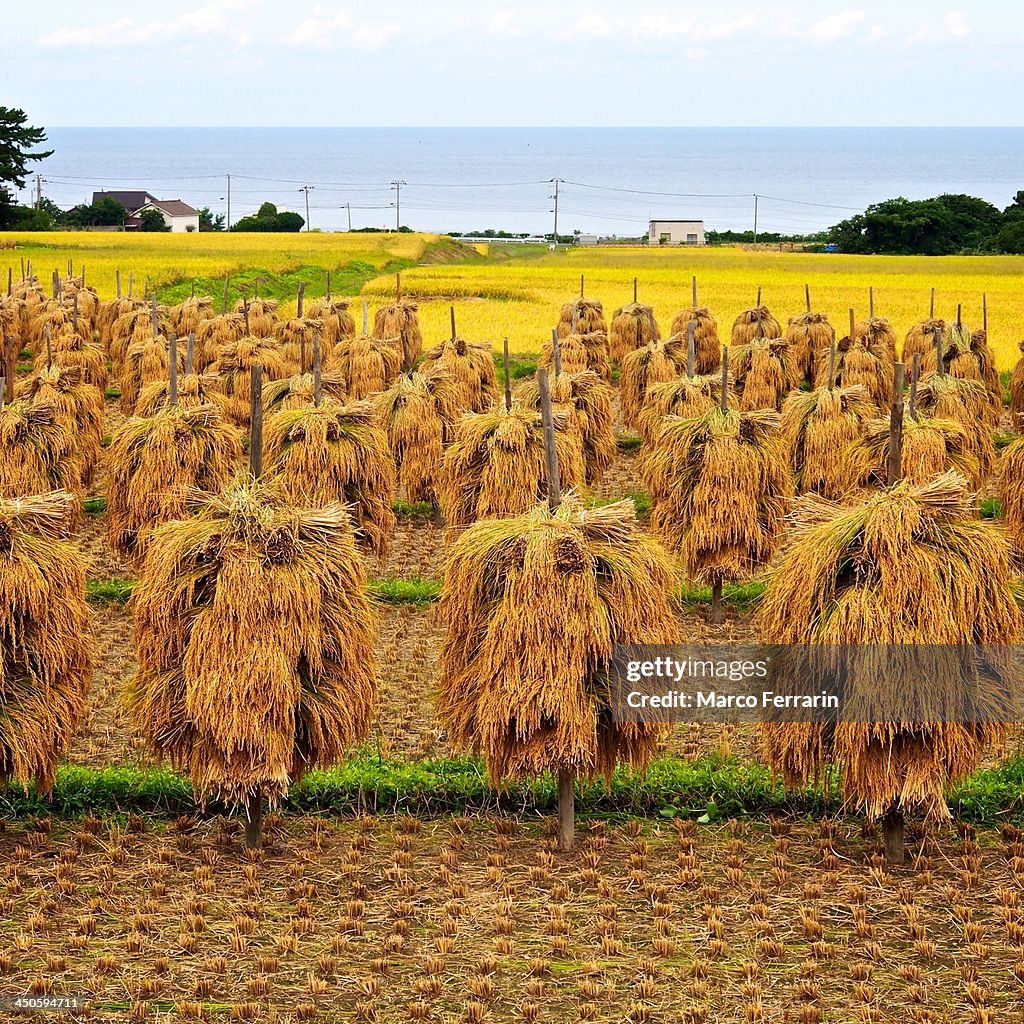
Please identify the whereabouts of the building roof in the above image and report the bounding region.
[649,219,704,224]
[139,199,199,217]
[93,190,157,211]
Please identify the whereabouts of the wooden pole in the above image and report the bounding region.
[362,300,368,336]
[869,287,875,319]
[805,284,811,312]
[7,267,12,297]
[887,363,905,487]
[882,805,905,866]
[908,353,920,419]
[710,348,729,626]
[20,257,25,281]
[686,320,695,379]
[116,269,121,300]
[243,301,250,336]
[756,308,764,339]
[297,281,305,319]
[503,338,512,411]
[935,325,944,376]
[300,335,307,375]
[186,333,195,374]
[396,272,402,302]
[151,297,159,336]
[72,293,79,333]
[551,328,562,376]
[539,365,573,852]
[692,275,697,309]
[580,273,584,299]
[450,306,457,341]
[222,276,229,314]
[168,332,178,407]
[249,365,263,478]
[633,277,638,304]
[45,325,52,370]
[827,328,836,389]
[128,271,133,299]
[929,288,935,318]
[756,286,762,306]
[326,270,331,300]
[245,793,264,852]
[313,333,322,407]
[957,303,962,330]
[849,307,856,341]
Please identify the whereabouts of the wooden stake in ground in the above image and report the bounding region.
[168,333,179,407]
[537,366,574,852]
[312,333,322,407]
[116,269,122,299]
[870,287,875,319]
[128,271,133,299]
[686,320,696,379]
[362,300,368,336]
[930,288,935,318]
[450,306,457,340]
[186,333,195,375]
[326,271,331,300]
[908,353,920,419]
[45,325,52,370]
[805,284,811,313]
[887,363,905,489]
[710,346,730,626]
[503,337,512,411]
[246,361,265,850]
[580,273,585,298]
[692,275,698,309]
[827,328,836,388]
[550,328,562,376]
[934,324,944,376]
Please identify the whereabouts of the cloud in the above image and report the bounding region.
[570,11,757,43]
[806,10,866,45]
[573,14,614,38]
[286,11,353,51]
[908,10,971,44]
[38,0,242,49]
[352,25,399,50]
[943,11,971,37]
[489,12,522,38]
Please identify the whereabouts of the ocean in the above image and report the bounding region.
[25,127,1024,236]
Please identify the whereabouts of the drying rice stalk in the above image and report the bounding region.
[853,316,898,366]
[120,335,184,414]
[419,337,499,413]
[515,370,617,484]
[135,373,219,416]
[785,312,831,386]
[644,404,791,595]
[731,306,781,346]
[943,325,1001,421]
[620,337,687,429]
[732,337,794,411]
[35,332,108,393]
[0,400,82,501]
[170,296,214,337]
[327,333,402,400]
[210,337,290,426]
[17,365,104,486]
[125,477,376,808]
[670,308,720,375]
[439,404,585,526]
[263,371,346,414]
[0,491,92,794]
[106,405,243,558]
[307,299,356,353]
[758,472,1021,828]
[557,297,606,338]
[373,299,423,371]
[194,313,246,370]
[233,297,278,336]
[998,437,1024,560]
[372,370,462,505]
[902,318,944,372]
[638,374,732,445]
[913,371,995,483]
[1011,342,1024,423]
[609,302,660,364]
[438,495,678,783]
[109,307,170,373]
[263,399,396,561]
[782,384,873,499]
[539,331,610,382]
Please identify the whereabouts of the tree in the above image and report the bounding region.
[138,208,171,232]
[257,201,278,218]
[231,201,304,233]
[198,207,225,232]
[0,107,52,192]
[62,197,126,228]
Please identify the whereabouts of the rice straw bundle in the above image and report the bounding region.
[557,297,606,338]
[439,404,585,526]
[307,299,356,353]
[438,495,678,782]
[731,306,781,345]
[785,312,831,385]
[539,331,611,382]
[732,336,794,411]
[902,318,944,372]
[669,308,720,374]
[0,400,82,501]
[135,373,219,416]
[194,313,246,370]
[913,371,996,483]
[17,365,104,486]
[326,333,402,400]
[419,337,499,413]
[209,337,290,426]
[263,371,346,414]
[120,335,185,414]
[106,405,243,559]
[233,297,278,336]
[998,437,1024,560]
[96,295,140,348]
[638,374,733,445]
[842,412,978,489]
[0,491,92,794]
[620,337,687,429]
[816,335,893,410]
[125,477,376,808]
[373,299,423,371]
[372,370,462,504]
[109,307,167,373]
[27,305,90,355]
[758,472,1021,828]
[514,369,617,484]
[0,297,26,352]
[609,303,660,364]
[275,316,322,374]
[1011,342,1024,423]
[853,316,898,365]
[782,384,873,499]
[644,406,791,586]
[944,325,1001,422]
[34,332,108,393]
[169,296,214,337]
[263,399,396,561]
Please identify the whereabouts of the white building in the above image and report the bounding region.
[648,219,705,246]
[134,199,201,233]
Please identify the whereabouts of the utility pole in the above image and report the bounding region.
[298,185,314,231]
[226,174,231,230]
[550,178,561,244]
[35,176,42,208]
[345,202,352,231]
[391,180,406,232]
[753,193,759,246]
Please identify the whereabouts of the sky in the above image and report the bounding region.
[5,1,1023,126]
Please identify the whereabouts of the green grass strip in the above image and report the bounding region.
[980,497,1001,519]
[86,578,134,604]
[616,434,642,452]
[678,579,767,612]
[368,576,441,606]
[587,490,651,516]
[83,496,107,516]
[4,753,1024,824]
[392,499,436,518]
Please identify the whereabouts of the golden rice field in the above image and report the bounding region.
[4,232,1024,365]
